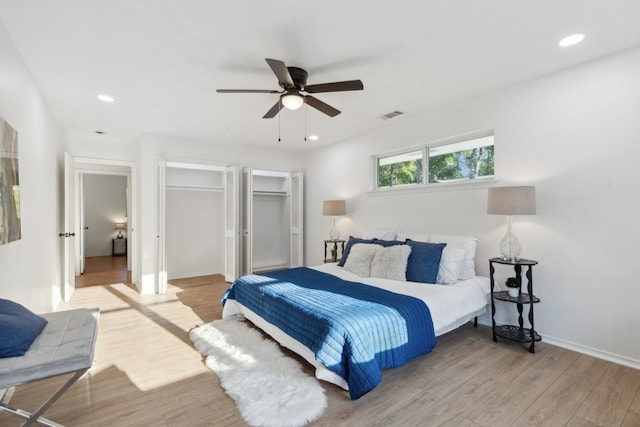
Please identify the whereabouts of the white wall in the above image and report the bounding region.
[165,188,222,279]
[0,22,63,313]
[303,47,640,367]
[83,174,127,256]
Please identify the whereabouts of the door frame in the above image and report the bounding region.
[157,160,229,292]
[69,155,138,290]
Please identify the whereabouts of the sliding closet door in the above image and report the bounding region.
[157,159,168,293]
[224,166,240,282]
[290,172,304,267]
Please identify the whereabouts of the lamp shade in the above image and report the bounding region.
[322,200,346,216]
[487,186,536,215]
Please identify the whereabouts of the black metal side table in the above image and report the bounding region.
[489,257,541,353]
[323,240,345,263]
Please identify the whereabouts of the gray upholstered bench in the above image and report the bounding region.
[0,307,99,427]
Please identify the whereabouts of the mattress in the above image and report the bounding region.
[222,264,490,390]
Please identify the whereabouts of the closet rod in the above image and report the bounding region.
[167,185,223,192]
[253,190,288,196]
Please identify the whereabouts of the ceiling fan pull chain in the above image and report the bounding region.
[304,100,307,142]
[278,101,281,142]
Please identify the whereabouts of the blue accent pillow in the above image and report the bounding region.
[405,240,447,284]
[371,238,406,247]
[0,299,48,358]
[338,236,375,266]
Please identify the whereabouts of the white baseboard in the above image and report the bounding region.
[475,314,639,370]
[167,270,221,281]
[540,334,640,371]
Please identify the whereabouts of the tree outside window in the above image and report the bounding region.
[428,136,494,183]
[377,150,423,188]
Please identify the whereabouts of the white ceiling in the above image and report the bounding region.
[1,0,640,151]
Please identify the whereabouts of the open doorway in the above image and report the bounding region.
[75,173,130,287]
[63,154,137,301]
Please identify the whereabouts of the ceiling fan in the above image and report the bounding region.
[216,58,364,118]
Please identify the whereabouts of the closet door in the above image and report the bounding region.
[157,159,168,293]
[290,172,304,267]
[224,166,240,282]
[242,168,253,275]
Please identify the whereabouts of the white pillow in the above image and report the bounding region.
[370,245,412,281]
[362,229,397,240]
[429,234,478,279]
[343,243,381,277]
[436,246,467,284]
[396,232,429,243]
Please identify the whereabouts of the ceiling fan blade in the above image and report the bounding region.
[262,98,283,119]
[216,89,280,93]
[304,80,364,93]
[265,58,294,88]
[305,95,341,117]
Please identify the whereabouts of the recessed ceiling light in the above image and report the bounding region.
[558,33,585,47]
[308,135,319,141]
[97,93,115,103]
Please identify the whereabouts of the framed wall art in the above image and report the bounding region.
[0,116,21,245]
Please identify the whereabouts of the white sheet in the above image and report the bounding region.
[222,265,490,390]
[312,264,490,335]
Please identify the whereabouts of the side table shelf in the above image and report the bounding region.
[494,325,541,344]
[489,257,541,353]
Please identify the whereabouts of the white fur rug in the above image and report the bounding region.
[189,319,327,427]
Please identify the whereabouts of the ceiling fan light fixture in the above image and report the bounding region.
[281,93,304,110]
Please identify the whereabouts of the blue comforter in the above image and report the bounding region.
[222,267,436,399]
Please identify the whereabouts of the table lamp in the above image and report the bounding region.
[487,186,536,261]
[115,223,125,239]
[322,200,345,241]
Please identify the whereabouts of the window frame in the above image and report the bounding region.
[371,130,495,192]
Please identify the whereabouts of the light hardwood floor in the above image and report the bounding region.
[2,261,639,426]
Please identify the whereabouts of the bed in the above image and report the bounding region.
[222,234,490,399]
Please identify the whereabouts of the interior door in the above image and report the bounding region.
[224,166,240,282]
[242,167,253,275]
[157,159,167,294]
[290,172,304,267]
[62,152,76,302]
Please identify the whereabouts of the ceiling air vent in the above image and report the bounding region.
[379,110,404,120]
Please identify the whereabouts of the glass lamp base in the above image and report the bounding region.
[329,224,340,241]
[499,216,521,261]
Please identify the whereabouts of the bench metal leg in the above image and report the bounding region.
[0,368,88,427]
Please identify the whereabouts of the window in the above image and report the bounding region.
[428,134,494,183]
[377,150,423,188]
[374,132,494,190]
